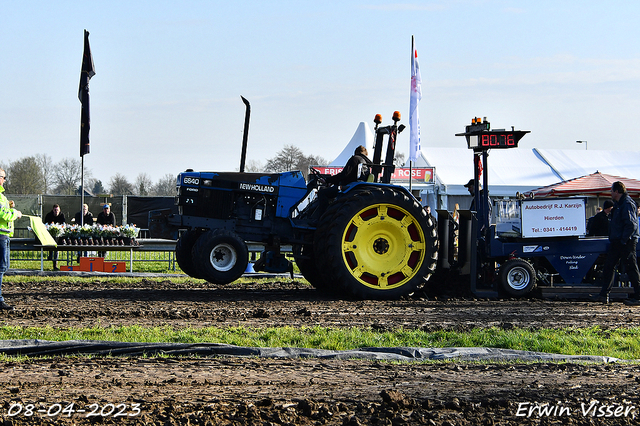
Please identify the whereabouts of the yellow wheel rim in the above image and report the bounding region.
[340,203,426,290]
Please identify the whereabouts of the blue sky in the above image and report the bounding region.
[1,1,640,184]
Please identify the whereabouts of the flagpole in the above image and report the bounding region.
[411,36,414,193]
[78,29,95,226]
[80,156,85,226]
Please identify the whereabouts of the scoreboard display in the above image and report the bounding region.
[456,117,530,150]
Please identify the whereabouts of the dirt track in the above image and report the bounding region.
[0,277,639,425]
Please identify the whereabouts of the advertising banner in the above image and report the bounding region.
[315,166,435,183]
[521,198,586,238]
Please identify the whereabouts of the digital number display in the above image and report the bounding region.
[463,131,529,150]
[456,121,530,150]
[479,133,516,148]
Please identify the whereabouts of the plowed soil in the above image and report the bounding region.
[0,277,639,425]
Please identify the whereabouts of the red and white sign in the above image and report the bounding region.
[315,166,435,183]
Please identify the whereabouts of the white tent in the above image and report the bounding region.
[534,149,640,181]
[412,147,563,210]
[329,122,374,166]
[409,147,640,211]
[328,124,640,211]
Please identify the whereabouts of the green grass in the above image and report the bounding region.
[1,274,280,286]
[0,325,639,360]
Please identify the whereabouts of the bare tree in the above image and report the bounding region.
[52,157,83,195]
[264,145,305,173]
[298,154,328,179]
[264,145,327,179]
[109,173,134,195]
[34,154,53,193]
[152,173,177,196]
[134,173,154,196]
[5,156,46,194]
[244,159,263,172]
[395,152,406,167]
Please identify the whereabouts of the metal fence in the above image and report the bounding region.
[9,238,177,272]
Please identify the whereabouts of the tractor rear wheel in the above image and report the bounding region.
[192,229,248,284]
[314,187,438,299]
[175,230,204,279]
[293,244,328,290]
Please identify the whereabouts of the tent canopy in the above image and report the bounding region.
[329,122,374,167]
[411,147,562,197]
[524,172,640,198]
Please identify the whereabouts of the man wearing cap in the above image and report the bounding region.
[587,200,614,237]
[464,179,491,213]
[97,204,116,257]
[464,179,478,211]
[97,204,116,227]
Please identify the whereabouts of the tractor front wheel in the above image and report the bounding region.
[175,230,204,279]
[192,229,248,284]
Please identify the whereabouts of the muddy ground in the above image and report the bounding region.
[0,276,639,425]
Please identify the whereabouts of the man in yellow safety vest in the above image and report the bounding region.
[0,168,22,310]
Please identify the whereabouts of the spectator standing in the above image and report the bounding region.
[97,204,117,257]
[44,204,66,270]
[97,204,116,226]
[587,200,614,237]
[596,182,640,305]
[0,168,22,310]
[74,203,93,261]
[74,203,93,226]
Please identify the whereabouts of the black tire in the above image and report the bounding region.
[192,229,248,284]
[175,230,204,279]
[498,258,536,297]
[293,244,326,289]
[314,187,438,299]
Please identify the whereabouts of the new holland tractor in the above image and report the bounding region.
[151,98,438,299]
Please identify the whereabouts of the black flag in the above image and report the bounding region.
[79,29,95,157]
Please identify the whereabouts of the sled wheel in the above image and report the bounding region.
[315,187,438,299]
[175,230,205,279]
[498,258,536,297]
[192,229,248,284]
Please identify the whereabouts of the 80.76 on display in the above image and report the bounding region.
[478,133,516,148]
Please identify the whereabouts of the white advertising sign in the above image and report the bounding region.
[521,198,586,238]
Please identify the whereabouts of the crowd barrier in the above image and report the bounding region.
[9,238,177,272]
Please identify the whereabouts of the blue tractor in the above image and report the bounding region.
[151,98,438,299]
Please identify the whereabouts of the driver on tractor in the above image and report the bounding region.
[315,145,374,217]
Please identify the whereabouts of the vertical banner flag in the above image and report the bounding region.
[409,36,422,162]
[79,29,95,157]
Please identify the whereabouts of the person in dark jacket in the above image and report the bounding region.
[74,203,93,226]
[44,204,66,270]
[314,145,373,219]
[587,200,613,237]
[325,145,373,186]
[97,204,116,226]
[74,203,93,261]
[596,182,640,305]
[97,204,116,257]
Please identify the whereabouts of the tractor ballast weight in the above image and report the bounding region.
[152,99,438,299]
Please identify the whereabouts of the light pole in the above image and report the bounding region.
[576,140,587,150]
